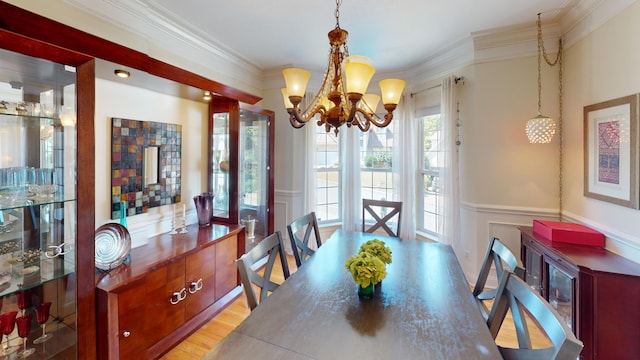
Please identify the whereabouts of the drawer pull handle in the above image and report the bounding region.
[123,330,131,338]
[169,288,187,304]
[189,278,203,294]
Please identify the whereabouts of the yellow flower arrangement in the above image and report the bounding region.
[359,239,392,264]
[345,251,387,288]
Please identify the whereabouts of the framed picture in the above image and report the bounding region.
[584,94,639,208]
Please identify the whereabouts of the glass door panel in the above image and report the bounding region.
[524,247,543,294]
[239,109,269,250]
[212,113,230,219]
[547,262,574,330]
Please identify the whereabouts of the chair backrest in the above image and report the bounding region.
[236,231,290,311]
[472,236,524,320]
[362,198,402,237]
[487,270,583,360]
[286,212,322,267]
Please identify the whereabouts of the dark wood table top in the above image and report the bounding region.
[204,230,502,359]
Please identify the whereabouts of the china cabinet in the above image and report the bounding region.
[209,101,274,252]
[0,44,90,358]
[520,226,640,359]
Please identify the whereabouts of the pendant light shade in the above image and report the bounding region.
[526,114,556,144]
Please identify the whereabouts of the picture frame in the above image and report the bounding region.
[584,94,639,209]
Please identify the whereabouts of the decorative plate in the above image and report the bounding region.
[95,223,131,271]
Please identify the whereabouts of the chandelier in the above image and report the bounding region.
[281,0,406,135]
[526,13,563,144]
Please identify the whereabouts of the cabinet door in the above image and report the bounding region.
[523,243,543,294]
[239,109,271,251]
[215,234,239,300]
[117,260,185,358]
[211,110,231,220]
[545,258,576,331]
[185,244,216,319]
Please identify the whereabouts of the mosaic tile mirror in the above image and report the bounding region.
[111,117,182,219]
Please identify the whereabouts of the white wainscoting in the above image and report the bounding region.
[458,202,558,289]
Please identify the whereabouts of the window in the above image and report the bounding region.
[315,128,340,222]
[361,127,394,200]
[314,125,395,225]
[418,113,442,236]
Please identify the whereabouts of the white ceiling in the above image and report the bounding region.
[144,0,580,74]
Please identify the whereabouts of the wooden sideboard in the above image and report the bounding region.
[96,223,245,359]
[519,226,640,359]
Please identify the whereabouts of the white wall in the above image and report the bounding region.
[454,1,640,287]
[451,54,561,283]
[562,2,640,260]
[95,78,208,248]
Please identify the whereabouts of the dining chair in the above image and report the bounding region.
[287,212,322,267]
[486,270,583,359]
[472,236,524,320]
[236,231,290,311]
[362,198,402,237]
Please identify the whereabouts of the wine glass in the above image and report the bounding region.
[16,314,34,358]
[0,311,18,355]
[33,302,52,344]
[16,290,29,317]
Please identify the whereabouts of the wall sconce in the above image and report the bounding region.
[203,91,212,101]
[114,69,131,79]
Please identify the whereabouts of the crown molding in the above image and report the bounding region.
[406,38,475,84]
[562,0,636,49]
[64,0,263,92]
[61,0,638,94]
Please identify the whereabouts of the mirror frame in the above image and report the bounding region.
[111,117,182,219]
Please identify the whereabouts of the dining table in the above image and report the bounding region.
[203,229,502,359]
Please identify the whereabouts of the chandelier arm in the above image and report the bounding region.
[352,113,371,132]
[288,104,327,126]
[355,107,394,129]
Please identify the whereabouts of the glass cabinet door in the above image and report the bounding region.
[524,246,543,294]
[547,261,575,330]
[0,47,77,359]
[211,112,230,219]
[209,101,274,252]
[239,109,270,250]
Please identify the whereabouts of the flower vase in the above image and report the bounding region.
[193,194,212,227]
[358,283,374,299]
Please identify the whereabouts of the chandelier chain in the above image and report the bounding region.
[558,39,563,215]
[335,0,341,29]
[536,13,564,215]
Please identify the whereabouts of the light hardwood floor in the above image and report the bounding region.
[161,255,549,359]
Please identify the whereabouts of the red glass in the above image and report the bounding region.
[33,302,52,344]
[16,314,34,358]
[16,291,29,316]
[0,311,18,355]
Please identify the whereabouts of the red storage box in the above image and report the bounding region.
[533,220,605,247]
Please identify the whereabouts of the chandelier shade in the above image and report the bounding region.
[379,78,406,106]
[344,62,375,95]
[282,68,311,98]
[281,0,405,134]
